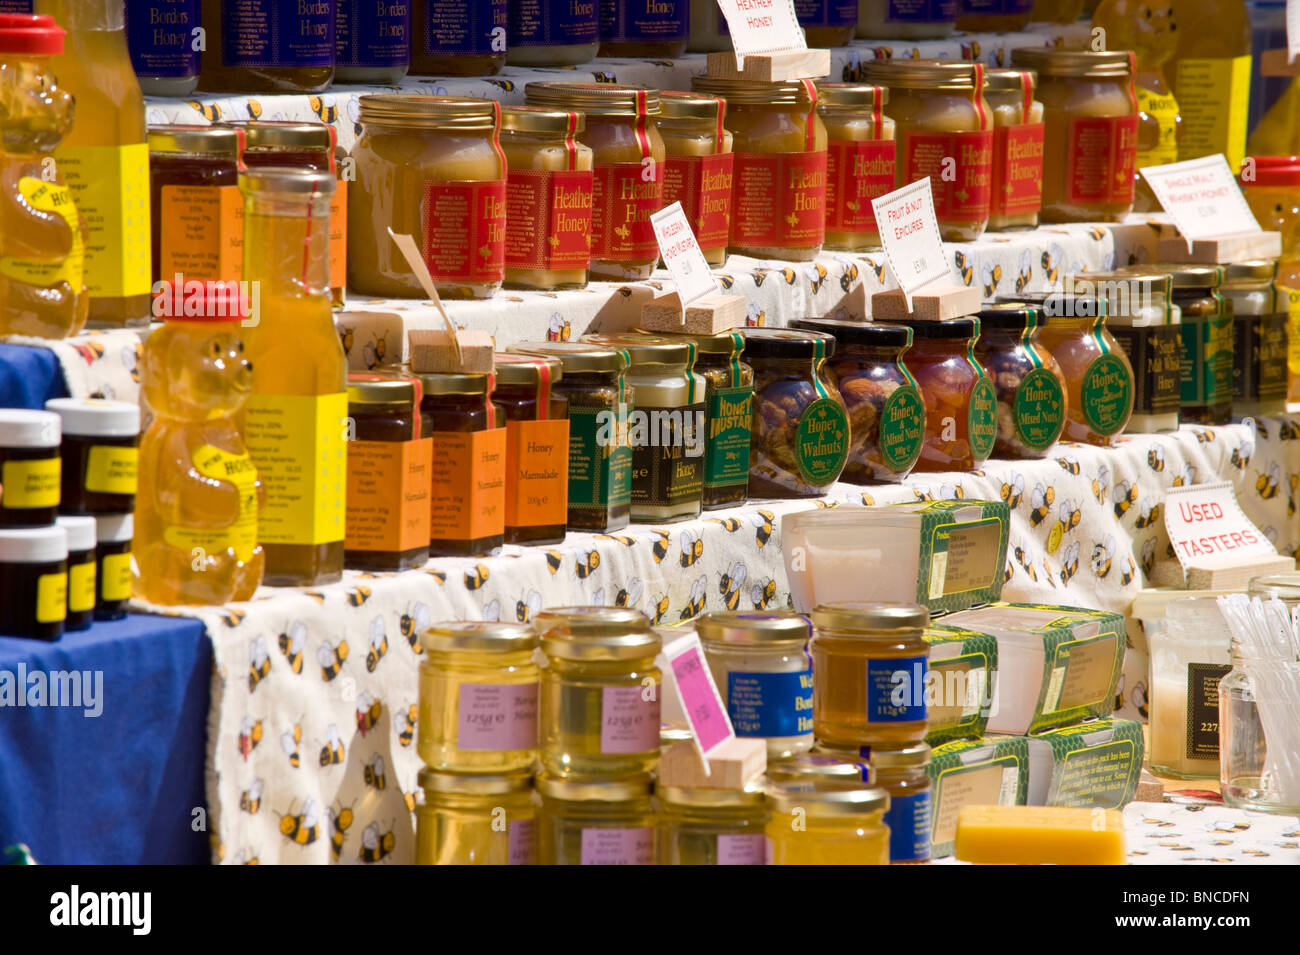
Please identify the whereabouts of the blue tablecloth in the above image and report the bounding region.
[0,614,211,865]
[0,343,68,410]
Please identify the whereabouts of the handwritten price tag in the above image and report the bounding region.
[651,201,719,314]
[1140,155,1261,251]
[871,177,952,310]
[715,0,805,65]
[1163,480,1277,571]
[664,633,734,766]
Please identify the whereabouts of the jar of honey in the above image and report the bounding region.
[410,0,507,76]
[416,768,536,865]
[856,0,956,38]
[536,606,662,777]
[984,69,1045,231]
[955,0,1032,31]
[499,106,594,291]
[768,753,874,786]
[524,83,665,282]
[418,620,539,773]
[0,523,67,640]
[688,1,732,50]
[127,0,200,97]
[56,514,94,632]
[492,354,569,545]
[1009,48,1138,223]
[797,0,858,45]
[1160,264,1233,426]
[199,0,335,93]
[350,96,506,300]
[147,125,244,285]
[335,0,409,84]
[598,0,688,58]
[898,317,998,472]
[507,0,599,66]
[0,409,60,528]
[765,781,890,864]
[45,398,139,516]
[860,59,993,242]
[810,601,931,749]
[659,785,768,865]
[972,304,1068,459]
[870,743,933,864]
[95,512,132,620]
[692,76,828,260]
[1223,260,1288,419]
[536,772,657,865]
[656,92,734,267]
[816,83,896,252]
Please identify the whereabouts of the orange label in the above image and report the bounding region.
[505,418,569,530]
[430,428,506,543]
[345,437,433,553]
[159,184,243,282]
[330,180,348,293]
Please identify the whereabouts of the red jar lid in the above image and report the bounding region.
[152,280,251,323]
[1241,156,1300,189]
[0,13,65,56]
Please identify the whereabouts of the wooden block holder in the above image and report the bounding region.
[1151,554,1297,591]
[408,327,496,374]
[871,282,982,322]
[640,292,747,335]
[657,738,767,790]
[704,48,831,82]
[1154,231,1282,265]
[1260,48,1300,77]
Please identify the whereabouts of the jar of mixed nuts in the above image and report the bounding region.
[973,304,1067,459]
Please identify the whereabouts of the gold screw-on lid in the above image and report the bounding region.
[419,620,538,654]
[536,606,660,660]
[492,353,564,388]
[1222,259,1278,284]
[418,767,534,796]
[811,601,929,633]
[657,90,726,122]
[1010,48,1133,78]
[692,75,820,105]
[860,58,984,91]
[525,82,661,117]
[867,742,932,770]
[1135,263,1223,290]
[983,68,1038,93]
[765,781,890,815]
[815,82,890,108]
[695,610,810,647]
[535,772,655,802]
[580,333,694,367]
[414,372,492,397]
[222,120,334,151]
[766,755,875,786]
[346,373,417,406]
[148,124,244,156]
[359,94,501,130]
[507,341,629,375]
[500,105,587,137]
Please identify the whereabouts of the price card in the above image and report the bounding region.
[1163,481,1277,570]
[870,177,952,310]
[715,0,805,65]
[663,633,734,770]
[651,201,719,314]
[1289,0,1300,63]
[1140,155,1261,251]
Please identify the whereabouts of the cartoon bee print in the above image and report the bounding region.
[1090,535,1115,579]
[70,341,105,366]
[680,529,703,567]
[220,609,247,628]
[303,590,329,605]
[328,806,353,862]
[940,483,965,501]
[1289,475,1298,517]
[1056,455,1081,476]
[1193,428,1215,444]
[360,822,395,863]
[248,636,271,693]
[231,847,259,865]
[1113,480,1137,519]
[1029,483,1055,526]
[1135,500,1161,529]
[240,778,263,815]
[650,593,670,625]
[867,259,887,284]
[363,617,389,674]
[750,577,777,609]
[481,599,501,622]
[1140,537,1157,576]
[746,304,766,327]
[1059,542,1080,585]
[346,586,373,608]
[1120,555,1137,587]
[364,754,387,791]
[710,516,742,533]
[356,691,382,736]
[981,262,1002,297]
[954,250,974,286]
[279,798,321,847]
[718,272,735,290]
[1091,464,1110,505]
[719,562,747,611]
[806,262,828,295]
[485,78,516,92]
[1014,249,1033,295]
[912,486,934,502]
[278,621,306,675]
[1230,443,1250,470]
[318,638,348,681]
[238,716,263,761]
[596,534,637,547]
[124,342,142,384]
[309,95,338,123]
[465,564,490,589]
[1041,243,1063,284]
[401,602,430,652]
[362,335,387,369]
[1014,546,1039,582]
[280,721,303,768]
[394,703,417,747]
[680,575,708,621]
[1058,498,1081,532]
[186,100,221,122]
[244,99,263,121]
[545,549,564,574]
[338,326,355,357]
[840,261,859,292]
[319,723,345,767]
[650,530,671,563]
[547,313,571,342]
[1004,559,1015,584]
[1172,464,1196,487]
[575,549,600,579]
[426,569,447,585]
[1279,420,1300,440]
[750,269,769,288]
[752,510,774,548]
[592,70,617,83]
[1257,462,1280,500]
[615,579,644,610]
[780,266,798,285]
[516,589,542,623]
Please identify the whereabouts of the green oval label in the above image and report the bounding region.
[968,377,998,460]
[1013,367,1066,450]
[795,397,850,486]
[1081,354,1133,435]
[880,385,925,472]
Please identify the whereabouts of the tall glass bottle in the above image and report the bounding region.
[37,0,151,327]
[1218,637,1300,814]
[1168,0,1250,174]
[240,168,347,587]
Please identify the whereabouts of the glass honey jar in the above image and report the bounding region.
[1144,264,1232,426]
[418,621,539,773]
[349,95,506,300]
[492,354,570,546]
[598,0,688,58]
[972,304,1068,459]
[1222,260,1287,419]
[536,606,662,778]
[410,0,507,76]
[656,91,734,267]
[199,0,334,93]
[765,781,890,865]
[898,317,998,472]
[416,768,537,865]
[335,0,409,84]
[45,398,139,516]
[955,0,1032,31]
[816,82,896,252]
[659,785,768,865]
[768,753,874,787]
[507,0,600,66]
[809,601,931,749]
[796,0,857,46]
[984,69,1045,231]
[856,0,956,38]
[0,409,60,528]
[0,523,67,640]
[536,772,657,865]
[870,742,933,863]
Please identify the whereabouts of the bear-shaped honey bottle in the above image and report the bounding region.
[134,281,265,605]
[0,13,89,339]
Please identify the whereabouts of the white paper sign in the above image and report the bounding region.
[1140,155,1261,251]
[1163,481,1277,570]
[651,201,718,312]
[663,633,735,771]
[870,177,953,309]
[1288,0,1300,63]
[715,0,805,66]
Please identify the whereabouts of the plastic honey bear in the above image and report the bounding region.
[0,14,88,338]
[134,282,265,605]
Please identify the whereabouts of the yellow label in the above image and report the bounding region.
[85,445,139,495]
[1174,55,1251,173]
[51,143,151,298]
[1,457,61,509]
[36,571,68,624]
[69,560,97,613]
[101,551,132,602]
[1136,87,1180,167]
[0,177,85,290]
[163,445,259,562]
[244,393,347,546]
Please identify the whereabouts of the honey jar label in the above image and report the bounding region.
[967,377,998,460]
[600,0,687,40]
[1233,313,1289,403]
[423,0,507,54]
[69,560,97,614]
[795,0,856,24]
[726,669,813,739]
[0,178,84,292]
[505,169,593,272]
[421,179,507,286]
[245,393,347,547]
[716,834,766,865]
[85,444,140,496]
[1136,87,1180,168]
[629,402,705,508]
[568,405,632,514]
[1185,662,1232,761]
[731,150,827,250]
[163,444,259,562]
[1173,55,1251,173]
[345,437,433,554]
[793,397,849,487]
[505,419,569,529]
[960,0,1029,10]
[457,682,539,751]
[927,516,1003,600]
[662,152,734,252]
[429,428,506,543]
[1109,325,1182,416]
[704,385,752,490]
[866,654,927,722]
[826,139,895,235]
[879,385,925,473]
[101,552,132,603]
[336,2,409,66]
[222,0,335,67]
[36,571,68,625]
[580,826,655,865]
[903,130,993,222]
[159,184,243,283]
[600,684,660,753]
[508,818,537,866]
[1177,313,1232,408]
[1065,115,1138,206]
[887,0,957,20]
[591,160,663,262]
[510,0,599,46]
[886,790,932,863]
[990,123,1043,218]
[329,181,348,295]
[1041,632,1122,720]
[1080,354,1133,435]
[126,0,200,78]
[1012,368,1065,451]
[0,457,60,510]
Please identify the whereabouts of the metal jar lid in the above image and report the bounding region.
[1222,260,1278,284]
[148,124,244,156]
[418,767,534,796]
[790,318,913,349]
[1138,263,1223,291]
[359,94,501,130]
[867,741,932,770]
[525,82,661,117]
[739,327,837,360]
[860,58,983,91]
[500,105,586,137]
[658,783,766,808]
[695,610,810,647]
[1010,48,1133,79]
[815,82,889,109]
[536,606,660,660]
[535,771,655,802]
[767,755,875,786]
[984,68,1038,93]
[415,372,491,397]
[506,341,628,375]
[223,120,335,151]
[419,620,538,654]
[692,75,818,106]
[657,90,726,122]
[765,780,890,815]
[811,601,930,633]
[347,374,417,407]
[492,353,564,388]
[580,334,693,368]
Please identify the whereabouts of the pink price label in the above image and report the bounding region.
[670,646,731,752]
[599,685,660,754]
[580,827,655,865]
[717,833,766,865]
[508,818,536,866]
[457,683,539,751]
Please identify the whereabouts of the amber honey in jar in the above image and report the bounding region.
[871,743,933,863]
[796,0,858,45]
[508,0,599,66]
[765,781,890,864]
[692,76,828,261]
[525,83,665,282]
[410,0,507,76]
[147,125,244,285]
[984,69,1045,231]
[1223,260,1288,419]
[0,523,67,640]
[955,0,1032,31]
[898,318,998,472]
[499,106,594,291]
[598,0,688,58]
[199,0,335,93]
[537,772,657,864]
[350,96,506,300]
[0,409,60,528]
[856,0,956,38]
[656,92,734,268]
[972,304,1068,459]
[1157,264,1233,426]
[1010,48,1138,223]
[416,768,537,865]
[860,59,993,242]
[492,354,570,545]
[45,398,139,516]
[659,785,768,865]
[816,83,897,252]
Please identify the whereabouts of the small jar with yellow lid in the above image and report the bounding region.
[524,83,665,282]
[410,0,507,76]
[856,0,956,38]
[765,781,890,865]
[659,785,768,865]
[692,76,829,261]
[1222,260,1288,419]
[860,59,993,242]
[418,620,539,773]
[767,754,875,787]
[537,772,657,865]
[816,83,896,252]
[0,410,61,528]
[45,398,139,516]
[349,95,506,300]
[492,354,570,546]
[984,69,1045,231]
[416,768,537,865]
[1009,48,1138,223]
[810,602,931,749]
[536,606,662,777]
[499,107,594,291]
[656,92,734,267]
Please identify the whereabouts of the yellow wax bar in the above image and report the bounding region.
[954,805,1126,865]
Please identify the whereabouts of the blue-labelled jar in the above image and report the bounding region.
[126,0,200,96]
[598,0,687,59]
[411,0,507,76]
[817,741,933,863]
[200,0,336,93]
[697,610,814,760]
[796,0,857,46]
[856,0,956,40]
[335,0,410,84]
[508,0,599,67]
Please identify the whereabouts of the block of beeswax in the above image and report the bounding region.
[954,805,1126,865]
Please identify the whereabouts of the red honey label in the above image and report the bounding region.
[1066,114,1139,205]
[591,160,664,261]
[731,150,828,249]
[421,179,507,284]
[505,168,593,272]
[826,139,897,233]
[662,152,734,252]
[903,130,993,221]
[991,122,1044,217]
